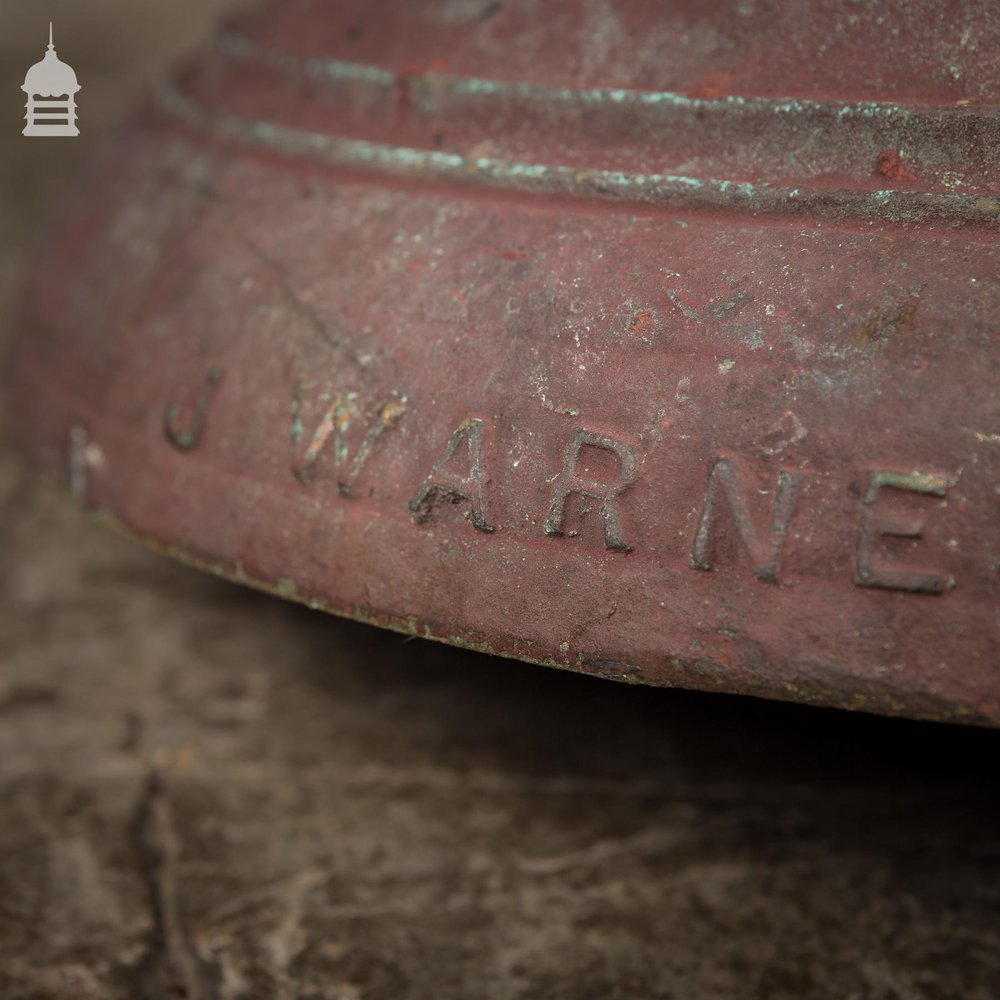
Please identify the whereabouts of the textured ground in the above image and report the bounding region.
[1,3,999,999]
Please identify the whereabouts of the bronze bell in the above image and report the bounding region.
[7,0,999,724]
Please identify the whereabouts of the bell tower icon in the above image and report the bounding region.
[22,23,80,137]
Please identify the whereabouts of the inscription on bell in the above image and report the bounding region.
[691,456,801,584]
[544,428,637,552]
[161,377,965,595]
[410,416,495,532]
[291,386,406,494]
[855,469,954,594]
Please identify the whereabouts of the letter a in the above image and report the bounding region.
[410,417,495,532]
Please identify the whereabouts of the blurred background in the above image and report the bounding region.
[1,3,998,998]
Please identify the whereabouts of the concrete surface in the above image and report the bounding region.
[1,3,999,998]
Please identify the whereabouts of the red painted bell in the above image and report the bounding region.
[8,0,999,723]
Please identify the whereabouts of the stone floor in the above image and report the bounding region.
[1,3,999,998]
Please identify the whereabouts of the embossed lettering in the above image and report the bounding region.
[164,367,223,451]
[691,456,800,583]
[855,469,953,593]
[544,428,637,552]
[293,388,406,494]
[410,417,495,531]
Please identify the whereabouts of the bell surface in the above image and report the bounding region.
[7,0,999,724]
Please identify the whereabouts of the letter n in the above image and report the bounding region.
[691,456,801,583]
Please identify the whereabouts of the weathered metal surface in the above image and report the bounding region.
[7,0,999,723]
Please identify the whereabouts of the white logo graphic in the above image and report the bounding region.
[22,23,80,137]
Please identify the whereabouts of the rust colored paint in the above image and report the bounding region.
[6,0,999,724]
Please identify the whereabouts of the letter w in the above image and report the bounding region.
[293,390,406,494]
